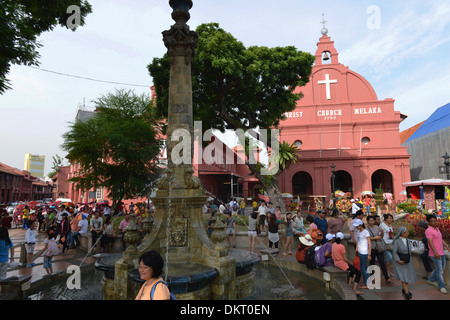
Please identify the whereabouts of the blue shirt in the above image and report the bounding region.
[314,216,328,237]
[0,239,13,263]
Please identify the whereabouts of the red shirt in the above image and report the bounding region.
[296,244,311,262]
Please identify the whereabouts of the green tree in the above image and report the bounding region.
[148,23,314,211]
[61,89,163,210]
[0,0,92,94]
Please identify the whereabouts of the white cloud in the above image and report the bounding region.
[340,2,450,81]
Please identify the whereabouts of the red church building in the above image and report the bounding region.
[278,29,411,205]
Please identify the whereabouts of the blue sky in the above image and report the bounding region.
[1,0,450,176]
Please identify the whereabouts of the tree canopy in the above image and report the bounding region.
[149,23,314,134]
[0,0,92,94]
[148,22,314,209]
[61,89,163,208]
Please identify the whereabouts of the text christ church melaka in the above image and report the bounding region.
[278,27,411,203]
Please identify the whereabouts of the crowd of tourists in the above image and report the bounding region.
[202,194,448,300]
[0,200,151,280]
[295,209,449,299]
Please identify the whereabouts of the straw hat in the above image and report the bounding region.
[299,234,315,246]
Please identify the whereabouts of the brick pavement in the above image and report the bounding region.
[4,227,96,285]
[3,218,450,300]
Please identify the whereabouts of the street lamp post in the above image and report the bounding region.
[330,163,336,210]
[441,152,450,180]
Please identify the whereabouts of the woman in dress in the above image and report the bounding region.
[380,213,394,276]
[383,188,394,212]
[267,213,281,250]
[327,208,346,234]
[393,226,416,300]
[136,251,171,300]
[292,212,307,236]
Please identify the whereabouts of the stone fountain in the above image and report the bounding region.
[99,0,259,300]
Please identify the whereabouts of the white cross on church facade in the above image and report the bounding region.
[318,74,337,100]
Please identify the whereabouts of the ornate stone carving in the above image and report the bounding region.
[210,213,227,250]
[169,0,193,24]
[156,169,173,190]
[142,213,154,234]
[184,167,200,189]
[162,24,198,65]
[169,211,188,247]
[122,214,141,262]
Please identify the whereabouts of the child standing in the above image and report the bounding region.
[42,230,60,275]
[282,212,293,256]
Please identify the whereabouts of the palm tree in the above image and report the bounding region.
[247,140,300,212]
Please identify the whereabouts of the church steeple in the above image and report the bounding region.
[315,13,339,65]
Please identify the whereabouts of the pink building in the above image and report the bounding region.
[278,31,411,205]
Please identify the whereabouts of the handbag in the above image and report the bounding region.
[353,251,361,271]
[368,227,386,253]
[397,239,411,263]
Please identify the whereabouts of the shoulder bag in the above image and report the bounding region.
[368,227,386,253]
[397,239,411,264]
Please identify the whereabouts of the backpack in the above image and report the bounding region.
[304,245,317,270]
[307,228,324,244]
[46,238,60,257]
[232,202,239,212]
[314,245,328,267]
[150,280,176,300]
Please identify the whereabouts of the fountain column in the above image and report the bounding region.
[137,0,237,300]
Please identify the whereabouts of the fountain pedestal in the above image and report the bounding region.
[105,0,258,300]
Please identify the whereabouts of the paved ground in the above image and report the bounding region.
[4,227,96,285]
[3,214,450,300]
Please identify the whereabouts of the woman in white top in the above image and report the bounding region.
[380,213,394,276]
[247,211,259,252]
[292,212,307,236]
[353,219,371,289]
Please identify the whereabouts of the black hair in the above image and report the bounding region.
[426,214,437,222]
[0,227,11,246]
[355,210,363,216]
[383,213,393,221]
[251,211,258,219]
[306,215,315,223]
[335,237,342,244]
[139,251,164,279]
[46,228,56,240]
[367,215,376,221]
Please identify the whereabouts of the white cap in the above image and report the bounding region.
[325,233,335,241]
[336,232,345,239]
[351,199,355,203]
[352,219,363,227]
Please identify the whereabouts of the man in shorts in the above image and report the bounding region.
[25,221,37,267]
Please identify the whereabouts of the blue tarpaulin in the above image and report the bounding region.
[405,102,450,143]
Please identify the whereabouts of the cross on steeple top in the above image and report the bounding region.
[321,13,329,36]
